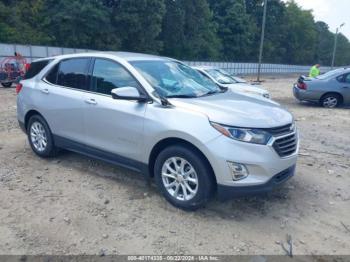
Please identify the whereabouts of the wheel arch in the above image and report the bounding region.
[148,137,217,185]
[24,110,45,130]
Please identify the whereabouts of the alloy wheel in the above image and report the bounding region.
[323,97,338,108]
[30,121,48,152]
[161,157,198,201]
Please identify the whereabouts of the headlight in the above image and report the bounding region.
[211,122,272,145]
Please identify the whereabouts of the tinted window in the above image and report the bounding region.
[57,58,90,90]
[92,59,140,95]
[24,59,52,79]
[45,64,59,84]
[344,74,350,83]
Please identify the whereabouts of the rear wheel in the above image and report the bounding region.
[154,145,214,210]
[1,82,12,88]
[321,93,342,108]
[27,115,58,158]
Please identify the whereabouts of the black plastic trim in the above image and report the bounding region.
[217,165,296,201]
[53,135,150,176]
[18,120,26,133]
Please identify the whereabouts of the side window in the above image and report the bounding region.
[57,58,90,90]
[45,64,59,84]
[92,59,140,95]
[344,74,350,84]
[24,59,52,79]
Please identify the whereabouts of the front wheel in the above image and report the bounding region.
[1,82,12,88]
[321,94,342,108]
[154,145,215,210]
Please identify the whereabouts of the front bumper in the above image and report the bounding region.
[201,127,298,200]
[217,164,296,200]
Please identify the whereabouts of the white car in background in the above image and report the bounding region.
[193,66,270,99]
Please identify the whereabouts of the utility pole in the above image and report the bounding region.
[331,23,345,69]
[257,0,267,82]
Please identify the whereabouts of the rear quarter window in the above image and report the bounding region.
[24,60,52,79]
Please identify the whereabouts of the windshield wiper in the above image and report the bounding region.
[200,89,226,97]
[166,94,197,98]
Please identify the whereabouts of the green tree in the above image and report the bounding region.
[334,33,350,66]
[111,0,165,53]
[161,0,185,58]
[43,0,119,49]
[161,0,220,60]
[0,0,51,45]
[314,21,333,65]
[245,0,289,63]
[209,0,256,61]
[283,1,317,64]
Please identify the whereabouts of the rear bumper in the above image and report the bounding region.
[217,164,296,200]
[293,85,319,103]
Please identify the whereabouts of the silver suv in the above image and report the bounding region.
[17,52,299,210]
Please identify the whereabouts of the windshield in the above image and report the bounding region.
[217,69,247,83]
[205,69,237,84]
[131,60,220,98]
[316,68,345,80]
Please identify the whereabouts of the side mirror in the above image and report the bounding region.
[111,87,149,102]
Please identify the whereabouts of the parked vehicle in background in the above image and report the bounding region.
[17,52,298,210]
[0,55,27,87]
[216,68,248,84]
[193,66,270,99]
[294,68,350,108]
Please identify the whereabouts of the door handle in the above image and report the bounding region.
[85,98,97,105]
[41,88,49,94]
[343,86,349,88]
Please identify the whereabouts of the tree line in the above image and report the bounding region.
[1,0,349,66]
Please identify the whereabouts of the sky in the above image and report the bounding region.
[282,0,350,40]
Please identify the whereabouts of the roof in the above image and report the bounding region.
[34,51,174,63]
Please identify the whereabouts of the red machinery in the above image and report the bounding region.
[0,54,28,87]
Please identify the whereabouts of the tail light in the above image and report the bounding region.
[297,82,307,90]
[16,83,23,94]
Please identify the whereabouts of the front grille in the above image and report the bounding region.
[263,123,293,136]
[273,133,297,157]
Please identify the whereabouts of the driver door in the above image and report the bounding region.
[339,73,350,104]
[83,58,147,162]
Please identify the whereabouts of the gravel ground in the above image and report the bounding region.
[0,77,349,256]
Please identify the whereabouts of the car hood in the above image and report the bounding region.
[169,91,293,128]
[223,83,269,95]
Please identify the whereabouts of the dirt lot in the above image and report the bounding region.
[0,77,349,256]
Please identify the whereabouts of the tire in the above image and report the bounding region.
[1,82,12,88]
[320,93,342,108]
[27,115,58,158]
[154,145,215,211]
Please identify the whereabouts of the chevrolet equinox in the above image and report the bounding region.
[17,52,299,210]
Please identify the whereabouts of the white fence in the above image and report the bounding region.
[0,42,333,75]
[185,61,333,75]
[0,43,94,63]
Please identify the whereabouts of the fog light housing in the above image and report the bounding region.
[227,162,249,181]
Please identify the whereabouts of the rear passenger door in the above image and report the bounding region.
[339,73,350,103]
[40,58,90,144]
[83,58,146,162]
